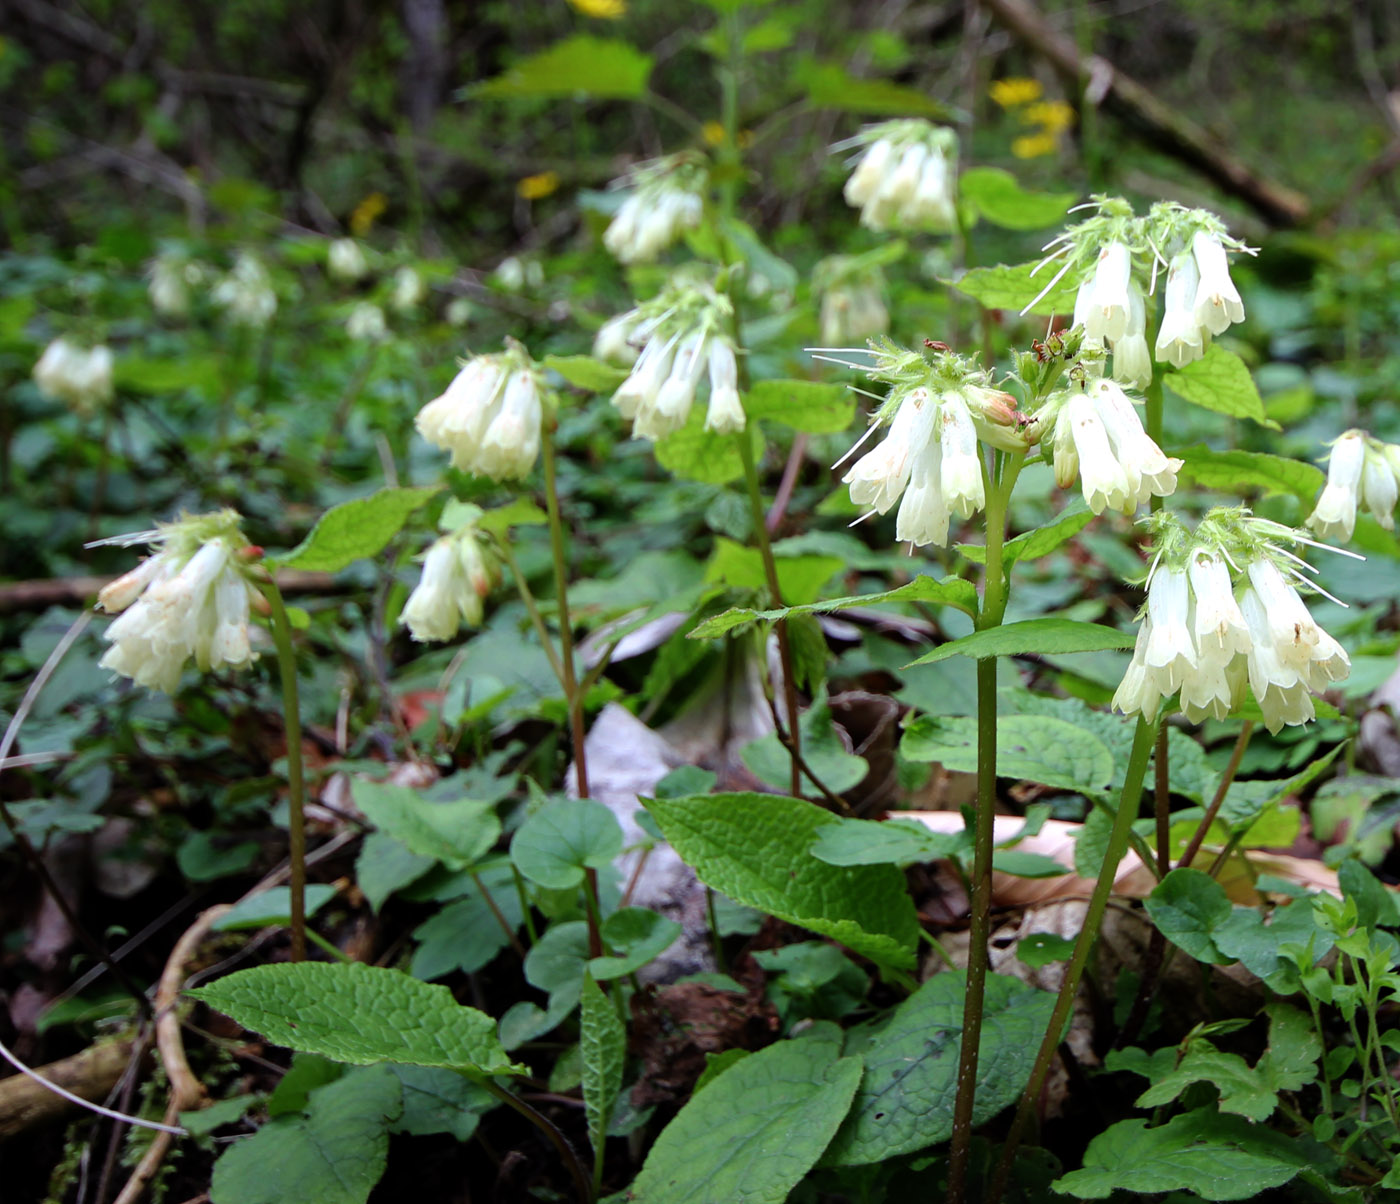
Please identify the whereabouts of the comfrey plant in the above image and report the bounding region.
[32,335,114,413]
[1308,427,1400,540]
[838,119,959,232]
[400,509,500,643]
[602,151,709,264]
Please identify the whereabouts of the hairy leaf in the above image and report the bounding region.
[276,486,439,571]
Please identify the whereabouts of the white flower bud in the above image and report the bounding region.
[1306,430,1365,542]
[328,238,369,283]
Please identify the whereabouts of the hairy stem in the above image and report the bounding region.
[1178,721,1254,870]
[261,578,308,963]
[990,716,1158,1202]
[542,425,589,800]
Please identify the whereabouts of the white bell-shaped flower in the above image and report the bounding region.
[34,338,115,413]
[400,524,498,643]
[1154,250,1206,368]
[346,302,387,343]
[839,121,958,233]
[843,387,939,516]
[1143,565,1194,693]
[391,267,427,314]
[938,395,984,519]
[704,339,745,434]
[213,253,277,328]
[1191,230,1245,336]
[1307,430,1365,542]
[1187,549,1250,666]
[1112,288,1152,389]
[603,157,707,264]
[327,238,369,283]
[415,344,547,480]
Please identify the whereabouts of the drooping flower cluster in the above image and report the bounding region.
[327,237,370,283]
[33,337,115,414]
[1028,198,1253,387]
[148,250,207,318]
[838,120,959,233]
[1114,510,1353,733]
[596,276,743,439]
[812,251,893,349]
[415,339,549,480]
[391,266,427,314]
[831,340,1027,548]
[1307,428,1400,542]
[400,508,500,642]
[93,510,260,693]
[1039,376,1181,514]
[602,152,708,265]
[346,301,388,343]
[213,252,277,328]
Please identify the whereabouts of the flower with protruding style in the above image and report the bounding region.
[603,153,708,264]
[33,337,115,414]
[604,275,743,440]
[400,513,500,642]
[1041,377,1179,515]
[1113,509,1354,732]
[1307,429,1400,542]
[838,120,958,233]
[415,339,550,480]
[93,510,260,693]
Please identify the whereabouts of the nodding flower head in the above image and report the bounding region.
[400,511,500,643]
[823,339,1028,549]
[92,510,260,693]
[1113,508,1355,732]
[812,251,895,349]
[213,252,277,328]
[837,121,959,233]
[33,337,115,414]
[327,238,370,283]
[602,152,709,265]
[415,338,550,480]
[604,274,743,440]
[1307,429,1400,544]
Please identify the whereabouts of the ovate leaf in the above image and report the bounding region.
[511,799,624,890]
[824,971,1056,1165]
[190,962,526,1077]
[745,379,855,434]
[655,405,753,484]
[644,793,920,969]
[624,1033,863,1203]
[958,499,1093,566]
[908,617,1133,665]
[950,260,1080,316]
[276,486,440,571]
[544,354,629,392]
[902,714,1115,794]
[473,36,652,100]
[1171,447,1324,503]
[350,780,499,869]
[958,167,1075,231]
[1144,868,1234,965]
[1163,345,1271,427]
[795,60,950,118]
[210,1065,402,1204]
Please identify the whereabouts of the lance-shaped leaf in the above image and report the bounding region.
[276,486,440,572]
[908,617,1133,666]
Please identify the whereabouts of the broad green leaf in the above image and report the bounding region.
[213,885,339,931]
[1018,932,1076,967]
[909,617,1133,665]
[654,405,754,484]
[523,920,591,1016]
[511,799,624,890]
[824,971,1056,1165]
[745,379,855,434]
[544,354,629,393]
[210,1065,402,1204]
[902,714,1115,795]
[958,499,1093,566]
[1052,1108,1315,1200]
[389,1065,494,1141]
[958,167,1074,231]
[355,831,434,912]
[115,354,221,394]
[580,974,625,1168]
[473,36,652,100]
[410,865,524,979]
[688,574,978,640]
[589,907,682,980]
[476,497,548,536]
[189,962,526,1077]
[950,260,1080,316]
[644,793,920,969]
[1171,446,1324,503]
[267,1053,343,1118]
[350,780,499,869]
[992,850,1069,878]
[795,60,950,117]
[1144,868,1234,965]
[276,486,440,571]
[705,538,843,606]
[1136,1046,1279,1122]
[1220,743,1343,838]
[624,1033,862,1203]
[811,816,961,867]
[1212,897,1333,987]
[1163,345,1272,427]
[1338,858,1400,929]
[742,688,868,795]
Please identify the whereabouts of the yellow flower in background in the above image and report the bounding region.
[989,77,1042,108]
[1023,99,1075,134]
[567,0,625,17]
[517,171,561,200]
[1012,132,1059,159]
[702,121,725,147]
[350,192,387,237]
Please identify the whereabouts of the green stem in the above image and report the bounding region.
[261,577,308,963]
[947,451,1022,1204]
[472,869,527,960]
[512,865,539,945]
[706,887,726,973]
[498,538,568,690]
[738,432,803,797]
[305,929,353,963]
[482,1079,593,1204]
[1179,722,1254,870]
[542,426,589,800]
[990,716,1158,1203]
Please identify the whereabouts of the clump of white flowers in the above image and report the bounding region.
[812,250,894,349]
[391,266,427,314]
[1027,197,1254,387]
[93,510,261,693]
[33,337,115,414]
[346,301,388,343]
[602,152,708,265]
[1307,428,1400,542]
[837,120,958,233]
[327,237,369,283]
[828,340,1026,548]
[148,249,207,318]
[213,252,277,328]
[1114,509,1355,733]
[415,338,550,480]
[598,275,743,439]
[1038,375,1181,514]
[400,507,500,642]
